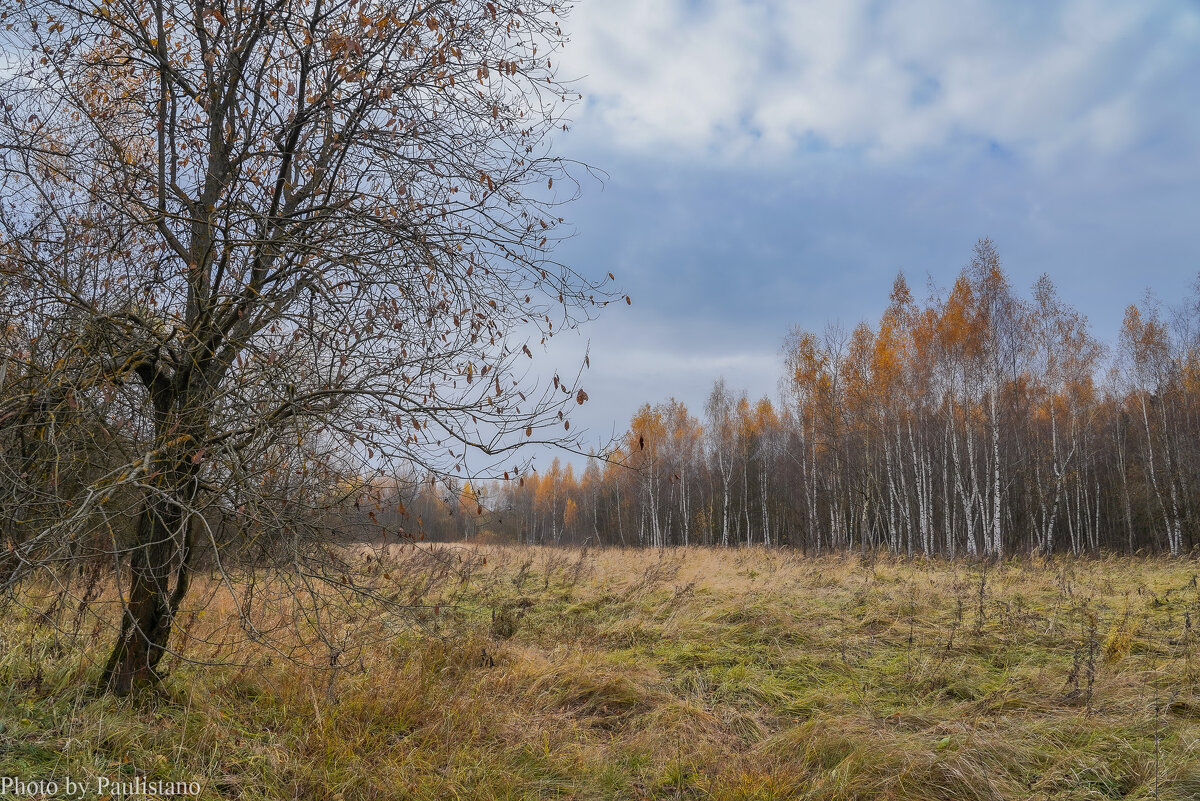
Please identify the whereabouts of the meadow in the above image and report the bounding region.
[2,546,1199,800]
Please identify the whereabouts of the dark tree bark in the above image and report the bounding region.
[102,495,193,694]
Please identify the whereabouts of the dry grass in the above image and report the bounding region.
[3,546,1200,799]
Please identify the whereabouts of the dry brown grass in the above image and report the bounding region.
[3,545,1200,799]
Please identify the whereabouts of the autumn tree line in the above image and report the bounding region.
[405,241,1200,557]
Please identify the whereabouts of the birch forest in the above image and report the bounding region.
[409,241,1200,557]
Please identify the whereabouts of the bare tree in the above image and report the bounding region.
[0,0,614,693]
[704,379,738,548]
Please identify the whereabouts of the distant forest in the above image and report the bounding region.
[399,240,1200,557]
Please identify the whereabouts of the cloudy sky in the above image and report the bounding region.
[532,0,1200,463]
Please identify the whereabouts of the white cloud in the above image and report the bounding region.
[559,0,1200,163]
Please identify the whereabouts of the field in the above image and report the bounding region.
[2,546,1200,800]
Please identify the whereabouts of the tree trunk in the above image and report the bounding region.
[989,389,1002,559]
[102,498,192,695]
